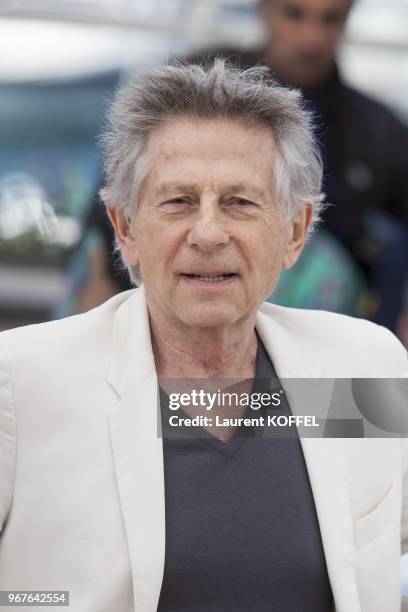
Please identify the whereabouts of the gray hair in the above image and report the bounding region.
[99,59,325,284]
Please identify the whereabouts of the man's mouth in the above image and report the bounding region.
[181,273,237,283]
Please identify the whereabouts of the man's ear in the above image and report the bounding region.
[107,206,139,266]
[281,203,314,270]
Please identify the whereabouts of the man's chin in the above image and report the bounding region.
[287,63,334,89]
[177,306,242,330]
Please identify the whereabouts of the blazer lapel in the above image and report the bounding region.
[107,287,165,612]
[256,306,361,612]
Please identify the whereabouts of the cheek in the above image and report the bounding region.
[136,223,183,272]
[245,232,285,279]
[263,236,288,276]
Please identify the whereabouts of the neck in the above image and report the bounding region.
[149,313,258,379]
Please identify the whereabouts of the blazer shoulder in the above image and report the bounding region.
[0,290,134,362]
[259,303,408,376]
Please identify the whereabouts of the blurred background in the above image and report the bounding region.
[0,0,407,335]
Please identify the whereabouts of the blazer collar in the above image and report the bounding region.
[107,288,360,612]
[255,304,323,378]
[107,287,165,612]
[108,286,155,398]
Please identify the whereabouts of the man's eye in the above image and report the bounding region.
[322,12,343,26]
[284,6,305,22]
[232,197,254,207]
[161,197,193,208]
[167,198,190,205]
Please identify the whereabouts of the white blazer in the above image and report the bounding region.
[0,286,407,612]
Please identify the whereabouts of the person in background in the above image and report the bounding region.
[58,0,408,335]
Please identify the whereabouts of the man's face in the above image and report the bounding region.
[261,0,351,87]
[110,118,310,331]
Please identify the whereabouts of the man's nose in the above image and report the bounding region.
[298,19,328,52]
[186,199,230,252]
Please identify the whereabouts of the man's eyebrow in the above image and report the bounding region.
[154,183,199,197]
[154,182,268,199]
[225,184,268,199]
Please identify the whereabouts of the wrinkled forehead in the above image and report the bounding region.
[140,116,280,197]
[145,115,278,152]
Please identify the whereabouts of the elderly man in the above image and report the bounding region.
[0,62,407,612]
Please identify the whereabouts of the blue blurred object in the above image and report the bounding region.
[362,210,408,332]
[269,229,367,317]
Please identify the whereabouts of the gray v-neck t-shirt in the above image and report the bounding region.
[157,338,333,612]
